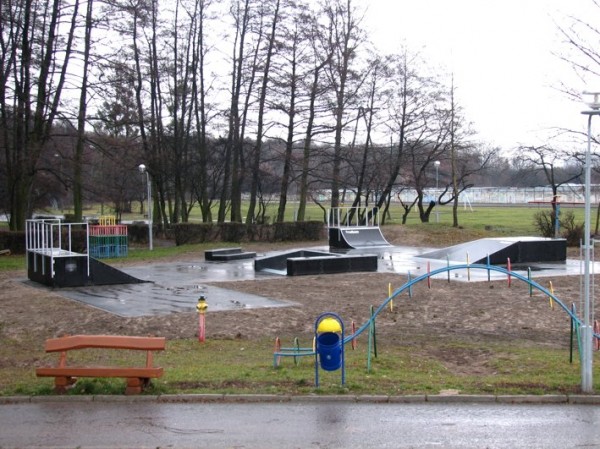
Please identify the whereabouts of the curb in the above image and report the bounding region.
[2,394,600,405]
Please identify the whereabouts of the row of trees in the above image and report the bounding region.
[1,0,598,231]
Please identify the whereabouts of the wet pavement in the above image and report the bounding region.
[23,244,597,318]
[2,398,600,448]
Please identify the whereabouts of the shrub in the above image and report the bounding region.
[559,211,584,247]
[273,221,324,241]
[0,231,26,254]
[171,221,324,245]
[128,223,151,243]
[533,209,584,247]
[172,223,217,245]
[533,210,555,238]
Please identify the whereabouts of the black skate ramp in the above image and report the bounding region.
[87,258,147,286]
[419,236,567,265]
[254,249,378,276]
[28,251,147,288]
[255,249,332,274]
[329,226,392,249]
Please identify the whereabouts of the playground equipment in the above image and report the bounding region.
[328,206,391,249]
[88,216,128,259]
[272,260,600,387]
[26,218,145,288]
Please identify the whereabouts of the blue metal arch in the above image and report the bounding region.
[273,263,597,363]
[345,263,595,345]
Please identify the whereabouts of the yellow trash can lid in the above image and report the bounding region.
[317,317,342,333]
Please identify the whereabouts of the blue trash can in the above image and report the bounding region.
[317,332,342,371]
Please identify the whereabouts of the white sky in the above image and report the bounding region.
[364,0,590,152]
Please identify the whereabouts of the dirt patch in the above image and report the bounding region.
[0,226,588,373]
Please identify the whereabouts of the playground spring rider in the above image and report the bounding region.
[314,312,345,387]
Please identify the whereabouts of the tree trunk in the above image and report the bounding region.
[276,32,297,223]
[246,0,280,224]
[73,0,93,222]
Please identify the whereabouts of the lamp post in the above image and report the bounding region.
[138,164,153,251]
[580,91,600,393]
[434,160,441,223]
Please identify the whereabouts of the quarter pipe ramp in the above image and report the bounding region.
[329,226,392,249]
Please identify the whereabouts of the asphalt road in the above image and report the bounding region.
[2,399,600,448]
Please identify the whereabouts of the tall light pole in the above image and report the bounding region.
[580,91,600,393]
[434,160,441,223]
[138,164,153,251]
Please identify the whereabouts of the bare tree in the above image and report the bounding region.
[272,10,301,224]
[1,0,80,230]
[219,0,258,223]
[516,145,583,235]
[245,0,281,224]
[165,0,214,224]
[322,0,366,210]
[296,8,333,221]
[72,0,96,222]
[377,49,430,222]
[445,74,486,227]
[190,0,214,223]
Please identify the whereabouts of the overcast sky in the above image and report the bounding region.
[363,0,590,152]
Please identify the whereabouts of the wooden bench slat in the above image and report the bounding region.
[36,366,163,378]
[44,335,166,352]
[36,335,165,395]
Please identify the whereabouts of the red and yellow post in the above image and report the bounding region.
[196,295,208,342]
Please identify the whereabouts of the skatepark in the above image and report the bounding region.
[23,209,588,319]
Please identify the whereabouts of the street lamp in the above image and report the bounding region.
[580,91,600,392]
[434,161,441,223]
[138,164,153,251]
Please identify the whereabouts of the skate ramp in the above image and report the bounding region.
[86,258,147,286]
[254,250,332,274]
[329,227,392,249]
[419,237,567,264]
[254,249,377,276]
[28,251,147,288]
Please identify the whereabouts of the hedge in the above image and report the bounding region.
[0,231,27,254]
[173,221,325,246]
[1,221,326,253]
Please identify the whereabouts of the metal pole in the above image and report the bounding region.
[581,112,594,392]
[147,171,153,251]
[435,161,440,223]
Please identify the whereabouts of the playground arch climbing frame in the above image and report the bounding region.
[273,263,600,374]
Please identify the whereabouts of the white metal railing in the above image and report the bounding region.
[26,219,90,278]
[328,206,381,228]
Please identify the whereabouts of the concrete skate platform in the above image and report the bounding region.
[34,259,294,317]
[24,241,596,318]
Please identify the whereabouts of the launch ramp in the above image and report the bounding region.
[328,206,392,249]
[26,219,146,288]
[419,236,567,264]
